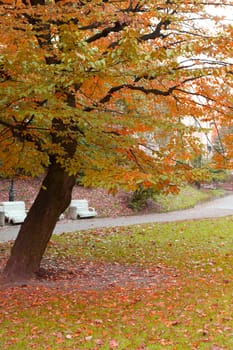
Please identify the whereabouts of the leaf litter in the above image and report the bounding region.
[1,258,176,292]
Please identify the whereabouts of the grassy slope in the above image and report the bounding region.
[1,215,233,349]
[156,185,226,212]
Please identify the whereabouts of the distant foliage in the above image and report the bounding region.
[128,186,158,211]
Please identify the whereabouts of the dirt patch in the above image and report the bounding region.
[37,260,177,291]
[0,259,177,292]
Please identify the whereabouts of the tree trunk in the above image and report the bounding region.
[3,162,76,281]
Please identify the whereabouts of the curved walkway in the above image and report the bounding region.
[1,194,233,242]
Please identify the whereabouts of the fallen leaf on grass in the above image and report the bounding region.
[109,339,119,348]
[95,339,104,345]
[85,336,93,341]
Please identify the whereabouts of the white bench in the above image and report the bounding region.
[68,199,97,219]
[0,201,27,224]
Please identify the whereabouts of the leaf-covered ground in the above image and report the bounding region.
[0,217,233,349]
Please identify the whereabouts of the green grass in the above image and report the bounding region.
[155,185,226,212]
[1,216,233,349]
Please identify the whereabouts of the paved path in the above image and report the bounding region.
[1,194,233,242]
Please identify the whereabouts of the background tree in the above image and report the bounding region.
[0,0,232,280]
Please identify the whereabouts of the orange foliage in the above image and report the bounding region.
[0,0,232,190]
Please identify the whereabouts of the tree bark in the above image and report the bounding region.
[3,162,76,281]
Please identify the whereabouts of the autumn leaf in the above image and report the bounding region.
[109,339,119,348]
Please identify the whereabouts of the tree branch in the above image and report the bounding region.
[140,19,171,41]
[86,21,127,43]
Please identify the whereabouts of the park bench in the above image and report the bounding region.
[68,199,97,219]
[0,201,27,225]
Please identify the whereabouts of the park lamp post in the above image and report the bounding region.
[9,178,14,201]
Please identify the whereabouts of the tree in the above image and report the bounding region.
[0,0,232,280]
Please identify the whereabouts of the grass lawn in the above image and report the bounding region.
[0,216,233,349]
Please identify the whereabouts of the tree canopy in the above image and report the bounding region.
[1,0,232,192]
[0,0,233,280]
